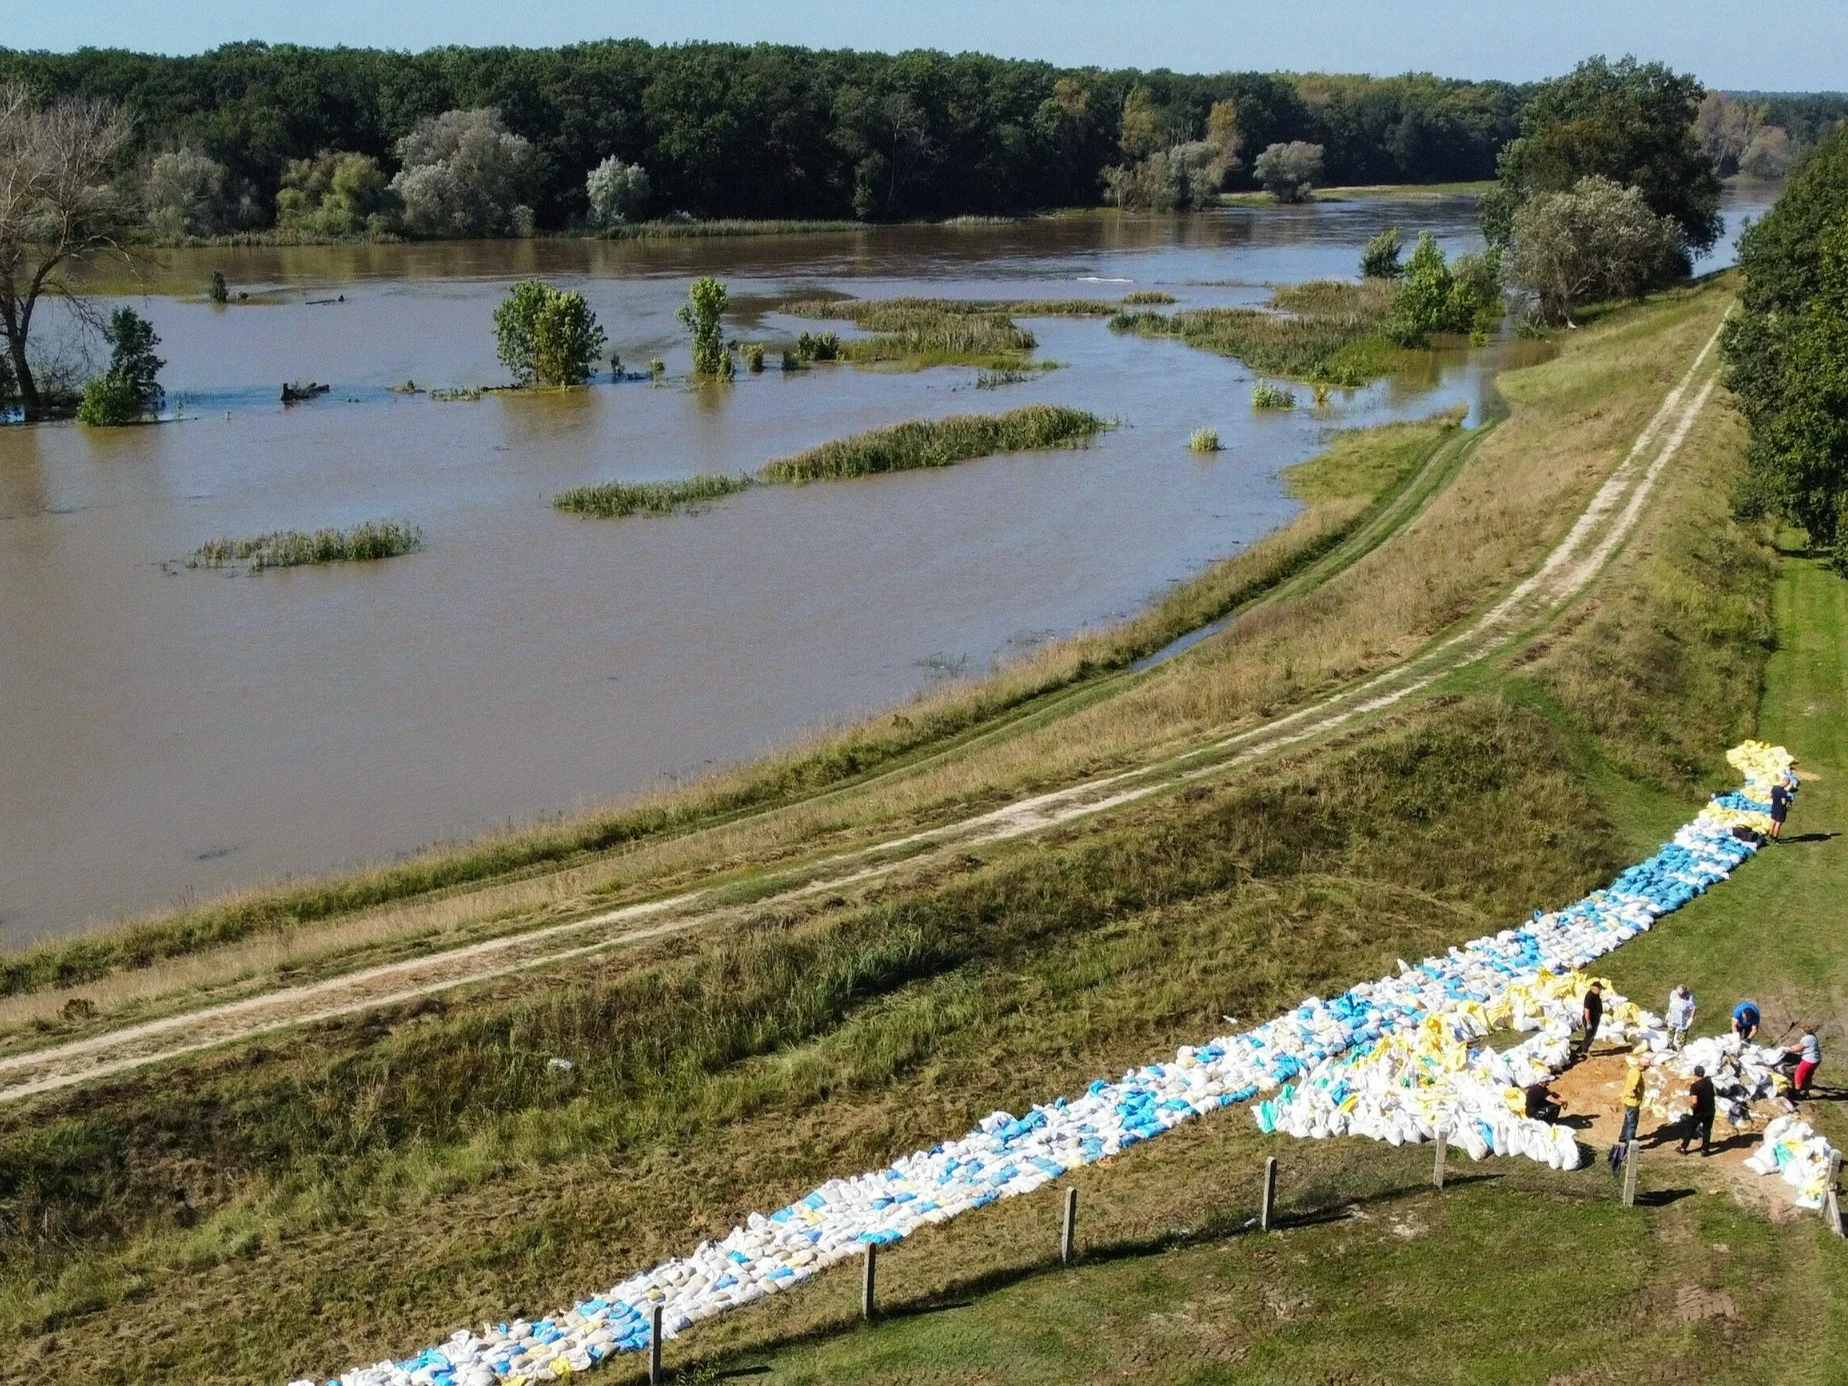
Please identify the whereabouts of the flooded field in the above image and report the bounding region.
[0,189,1774,940]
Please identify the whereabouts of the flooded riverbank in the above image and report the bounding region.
[0,190,1773,941]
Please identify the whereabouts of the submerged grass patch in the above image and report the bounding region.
[777,295,1156,370]
[1113,278,1398,386]
[185,521,422,571]
[555,474,754,518]
[758,405,1108,483]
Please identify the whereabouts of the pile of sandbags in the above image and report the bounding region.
[1745,1115,1838,1208]
[298,743,1799,1386]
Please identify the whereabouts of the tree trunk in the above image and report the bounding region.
[3,328,37,418]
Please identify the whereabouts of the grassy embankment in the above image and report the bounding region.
[184,521,423,571]
[1112,279,1400,386]
[554,406,1107,519]
[1217,179,1495,207]
[0,282,1786,1385]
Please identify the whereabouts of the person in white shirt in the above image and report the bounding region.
[1665,985,1697,1050]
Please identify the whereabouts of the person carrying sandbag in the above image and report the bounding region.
[1732,1000,1762,1044]
[1607,1050,1646,1171]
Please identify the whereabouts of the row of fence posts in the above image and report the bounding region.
[643,1137,1846,1382]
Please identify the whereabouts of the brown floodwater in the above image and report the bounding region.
[0,190,1774,942]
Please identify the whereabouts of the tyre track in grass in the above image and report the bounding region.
[0,315,1729,1106]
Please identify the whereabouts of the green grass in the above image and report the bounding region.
[757,406,1108,483]
[555,474,754,518]
[1188,428,1221,452]
[778,296,1160,370]
[184,521,423,571]
[1250,381,1296,409]
[1112,280,1400,386]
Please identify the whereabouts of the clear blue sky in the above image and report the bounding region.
[11,0,1845,91]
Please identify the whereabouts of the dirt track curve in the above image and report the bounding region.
[0,317,1729,1106]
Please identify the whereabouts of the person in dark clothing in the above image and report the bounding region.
[1525,1081,1564,1124]
[1577,983,1604,1059]
[1679,1066,1716,1155]
[1768,777,1791,841]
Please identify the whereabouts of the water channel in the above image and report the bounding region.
[0,186,1776,941]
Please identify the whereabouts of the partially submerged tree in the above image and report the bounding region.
[391,109,534,238]
[678,276,728,376]
[492,281,607,387]
[1483,57,1720,253]
[586,157,650,227]
[77,306,164,425]
[1386,232,1503,345]
[1254,141,1324,203]
[1503,175,1684,325]
[0,83,131,418]
[1360,226,1403,279]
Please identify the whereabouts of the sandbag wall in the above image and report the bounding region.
[302,743,1810,1386]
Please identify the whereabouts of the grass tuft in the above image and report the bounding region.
[757,406,1108,483]
[1189,427,1223,452]
[1252,382,1297,409]
[555,474,754,519]
[185,521,423,571]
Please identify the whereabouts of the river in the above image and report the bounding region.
[0,186,1775,941]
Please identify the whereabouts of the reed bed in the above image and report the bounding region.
[1189,428,1223,452]
[758,405,1107,483]
[1112,278,1398,386]
[555,474,753,518]
[185,521,422,571]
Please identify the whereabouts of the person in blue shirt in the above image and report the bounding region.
[1767,777,1792,841]
[1731,1000,1761,1043]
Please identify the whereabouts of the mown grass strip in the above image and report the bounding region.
[758,405,1108,483]
[185,521,422,571]
[556,474,754,518]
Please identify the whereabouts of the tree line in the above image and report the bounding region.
[0,40,1528,231]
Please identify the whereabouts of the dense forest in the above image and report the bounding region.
[0,41,1530,227]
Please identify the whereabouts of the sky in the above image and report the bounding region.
[9,0,1846,91]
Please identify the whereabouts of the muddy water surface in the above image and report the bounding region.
[0,190,1771,940]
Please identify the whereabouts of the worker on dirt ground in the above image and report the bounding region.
[1767,774,1792,842]
[1678,1065,1716,1156]
[1788,1026,1823,1099]
[1666,985,1697,1050]
[1577,982,1605,1060]
[1608,1050,1646,1171]
[1732,1000,1762,1044]
[1524,1079,1564,1124]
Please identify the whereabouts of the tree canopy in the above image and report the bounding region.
[0,41,1526,229]
[1724,127,1848,563]
[1485,56,1721,253]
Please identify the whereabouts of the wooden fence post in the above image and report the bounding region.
[1433,1126,1446,1191]
[648,1303,663,1386]
[1260,1156,1278,1231]
[1060,1185,1078,1265]
[861,1242,878,1321]
[1621,1140,1640,1207]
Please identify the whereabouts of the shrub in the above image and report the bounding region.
[1253,141,1324,203]
[586,157,651,227]
[1387,234,1504,346]
[1504,175,1686,325]
[78,307,165,425]
[1360,227,1403,280]
[678,276,729,376]
[795,329,839,362]
[493,281,607,386]
[209,271,228,304]
[277,152,396,237]
[1251,381,1295,409]
[141,145,224,239]
[1189,428,1222,452]
[390,109,533,238]
[743,344,766,372]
